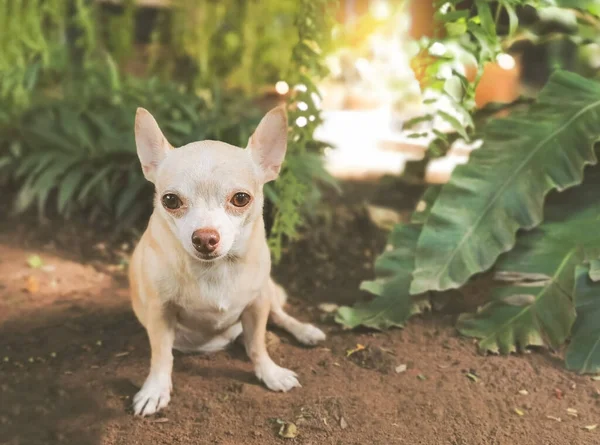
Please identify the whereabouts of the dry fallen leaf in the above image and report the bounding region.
[115,351,130,357]
[25,276,39,294]
[26,255,43,269]
[417,374,427,381]
[567,408,578,417]
[592,376,600,381]
[318,303,339,313]
[514,408,524,416]
[278,421,298,439]
[395,364,407,374]
[151,418,169,423]
[340,417,348,430]
[583,424,598,431]
[365,204,403,230]
[518,389,529,396]
[346,344,366,357]
[466,373,479,383]
[546,415,562,422]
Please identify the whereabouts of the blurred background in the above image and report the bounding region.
[1,0,599,253]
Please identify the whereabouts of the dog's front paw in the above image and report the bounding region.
[257,362,301,392]
[295,324,326,346]
[133,375,172,416]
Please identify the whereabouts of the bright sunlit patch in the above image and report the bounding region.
[438,64,453,79]
[429,42,447,57]
[371,1,390,20]
[294,84,308,93]
[295,116,308,127]
[439,2,451,14]
[355,57,370,74]
[297,101,309,111]
[311,92,321,108]
[275,80,289,95]
[496,53,516,70]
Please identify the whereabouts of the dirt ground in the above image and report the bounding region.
[1,181,600,445]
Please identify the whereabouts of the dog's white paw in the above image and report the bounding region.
[133,375,172,416]
[295,324,326,346]
[257,362,301,392]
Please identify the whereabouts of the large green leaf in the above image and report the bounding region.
[335,224,429,330]
[565,265,600,374]
[411,71,600,295]
[458,177,600,354]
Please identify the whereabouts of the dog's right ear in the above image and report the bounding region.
[247,105,288,183]
[135,108,173,183]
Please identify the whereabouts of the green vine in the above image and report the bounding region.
[268,0,336,261]
[0,0,336,259]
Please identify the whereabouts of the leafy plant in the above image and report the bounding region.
[1,67,258,225]
[268,0,339,260]
[411,70,600,295]
[0,0,337,259]
[338,0,600,374]
[405,0,600,168]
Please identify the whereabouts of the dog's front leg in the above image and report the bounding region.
[242,293,301,392]
[133,303,175,416]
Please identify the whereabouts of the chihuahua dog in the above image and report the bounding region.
[129,106,326,416]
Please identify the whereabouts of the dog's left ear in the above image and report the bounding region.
[247,105,288,183]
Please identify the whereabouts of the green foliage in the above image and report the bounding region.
[406,0,600,162]
[1,67,261,226]
[336,224,429,330]
[0,0,337,258]
[339,0,600,374]
[411,70,600,295]
[566,265,600,374]
[457,176,600,353]
[268,0,338,260]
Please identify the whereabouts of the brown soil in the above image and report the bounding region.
[1,180,600,445]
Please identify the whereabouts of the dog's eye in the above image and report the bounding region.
[162,193,182,210]
[231,192,251,207]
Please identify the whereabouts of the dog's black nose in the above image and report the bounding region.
[191,229,220,254]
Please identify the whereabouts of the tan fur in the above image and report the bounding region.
[130,106,325,416]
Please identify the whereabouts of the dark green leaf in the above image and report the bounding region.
[437,110,469,140]
[503,2,518,36]
[458,176,600,354]
[58,169,86,215]
[475,0,497,38]
[411,71,600,295]
[116,175,149,218]
[565,265,600,374]
[335,224,429,330]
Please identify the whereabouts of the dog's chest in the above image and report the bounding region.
[168,262,255,331]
